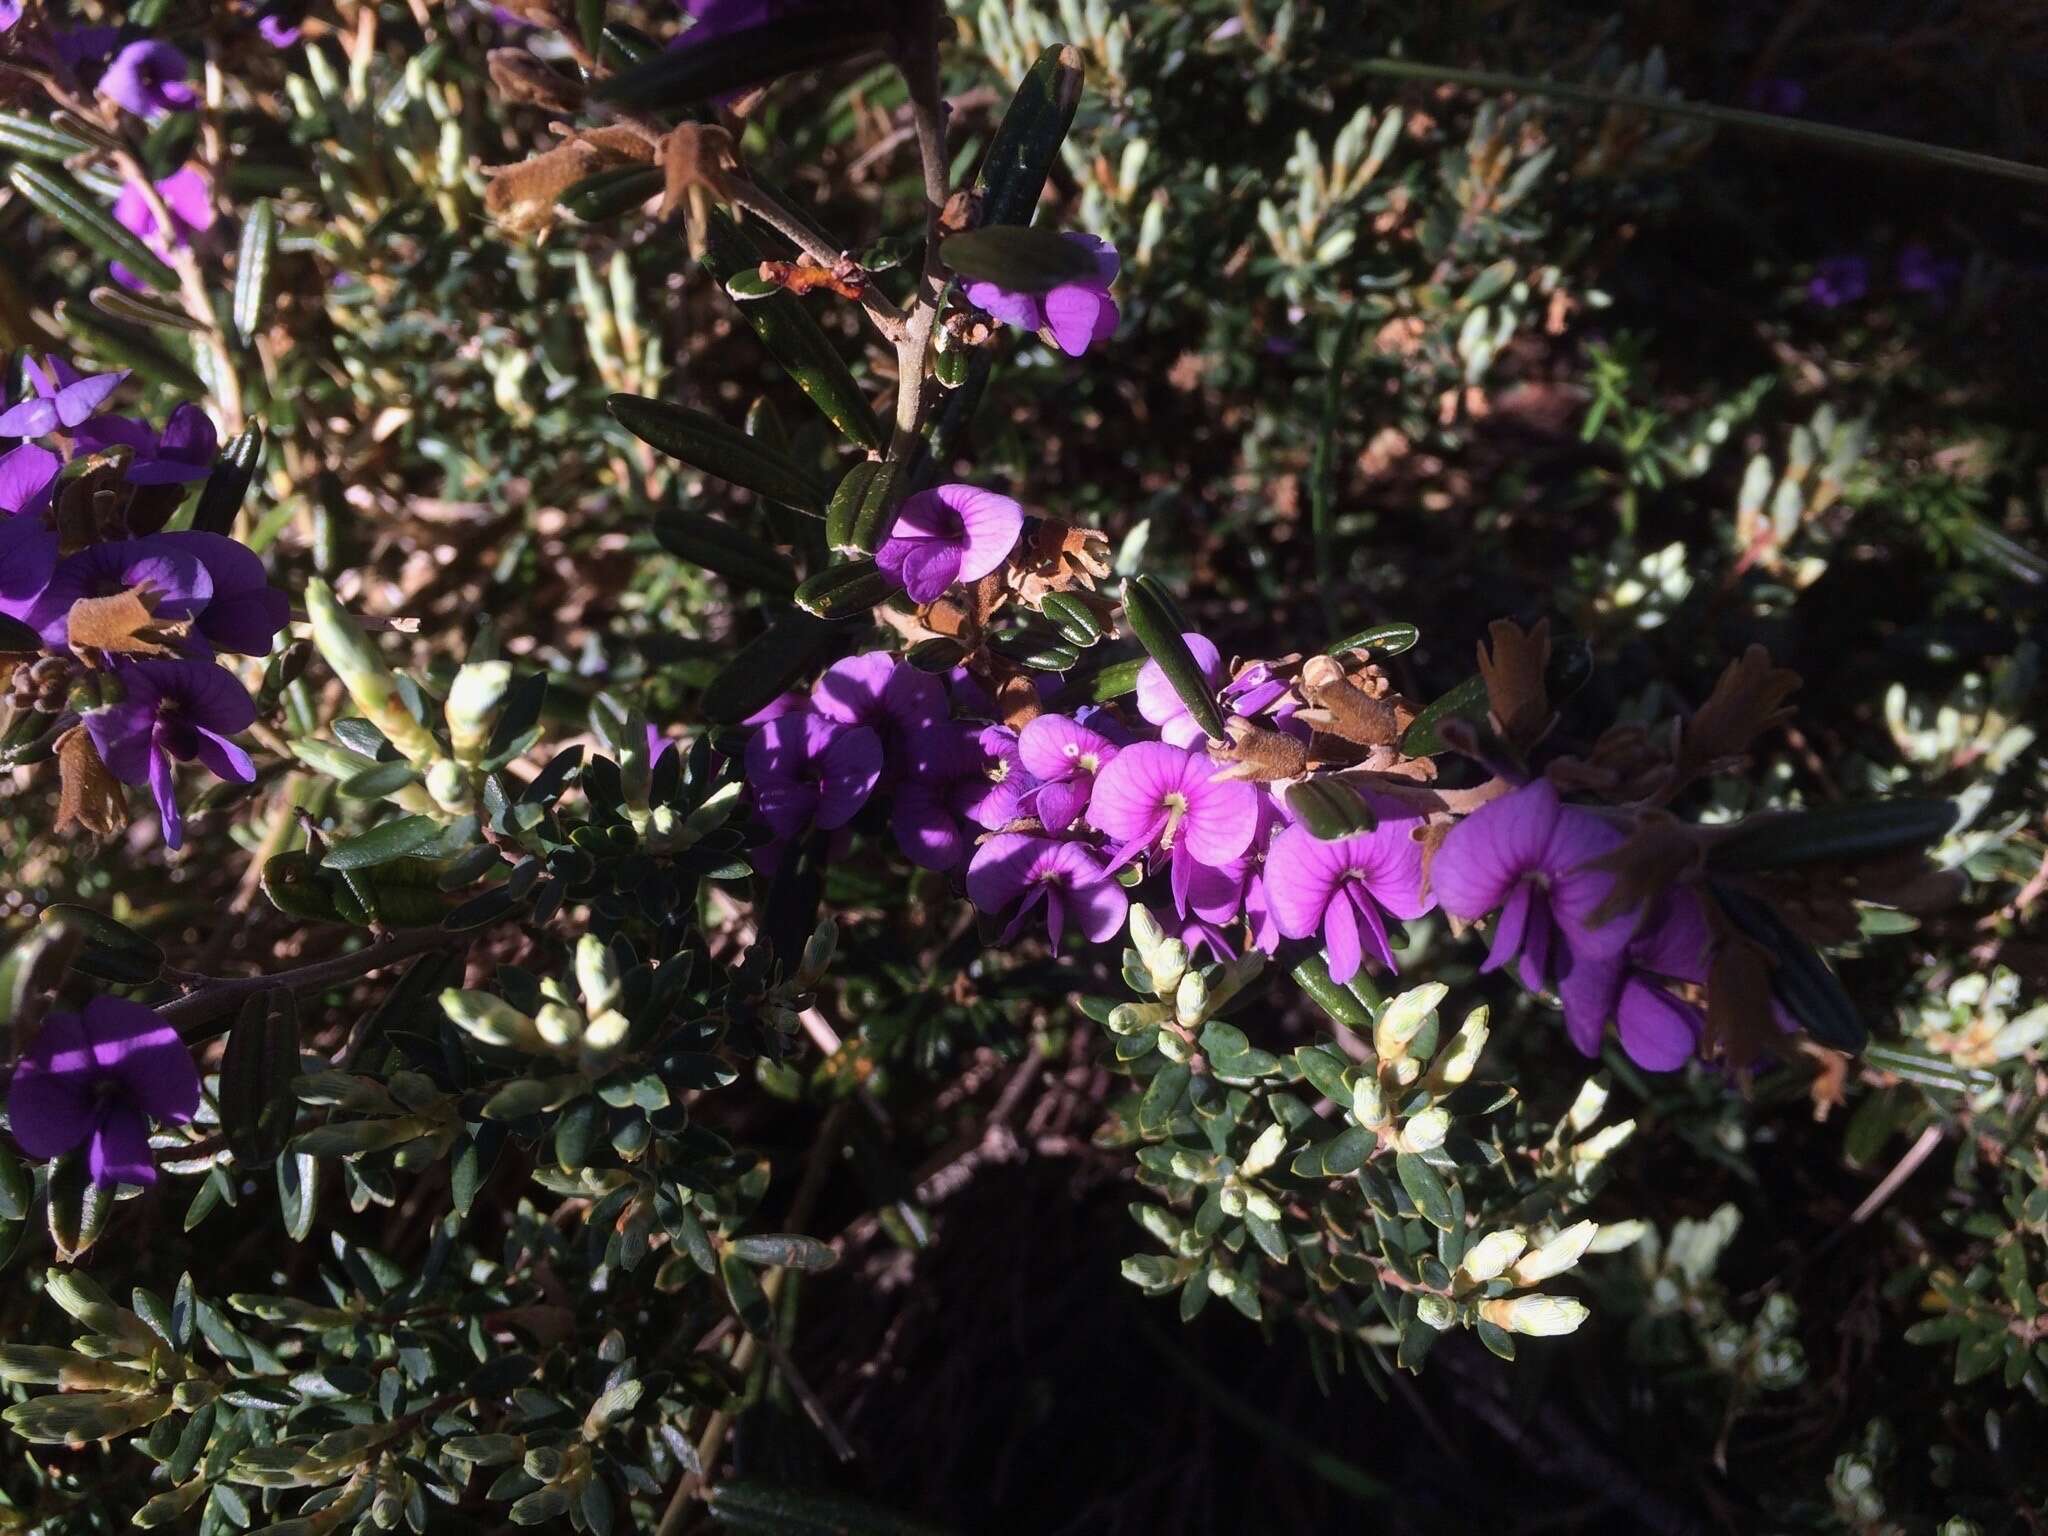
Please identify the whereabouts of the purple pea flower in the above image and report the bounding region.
[1544,889,1714,1070]
[962,233,1121,358]
[890,721,992,872]
[1136,632,1227,747]
[258,11,304,47]
[6,997,200,1186]
[745,712,882,840]
[1429,780,1632,991]
[111,166,215,290]
[173,532,290,654]
[1086,741,1260,912]
[811,653,945,778]
[0,443,61,518]
[873,484,1024,605]
[967,833,1128,950]
[1264,810,1434,984]
[0,356,129,438]
[23,536,214,650]
[102,39,197,119]
[74,402,218,485]
[1897,243,1961,299]
[0,516,59,611]
[1018,711,1120,832]
[85,658,258,849]
[958,724,1035,830]
[1808,255,1869,309]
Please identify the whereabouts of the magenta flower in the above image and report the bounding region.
[873,484,1024,605]
[1547,889,1712,1070]
[85,658,257,849]
[1136,632,1226,747]
[74,402,218,485]
[962,233,1120,357]
[967,833,1128,950]
[1429,780,1632,990]
[1018,712,1120,832]
[890,721,988,871]
[0,356,129,438]
[102,39,197,118]
[744,712,882,840]
[175,532,290,654]
[1086,741,1260,912]
[111,166,214,289]
[1264,811,1434,984]
[257,11,303,47]
[811,654,945,778]
[959,724,1035,830]
[6,997,200,1186]
[0,443,60,517]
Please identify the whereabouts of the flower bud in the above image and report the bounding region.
[446,660,512,767]
[1174,969,1209,1028]
[1350,1075,1386,1129]
[1415,1294,1458,1331]
[1480,1295,1590,1337]
[1431,1005,1489,1086]
[535,1001,584,1049]
[575,934,621,1016]
[441,989,543,1052]
[1458,1230,1528,1285]
[1399,1105,1450,1153]
[1147,938,1189,997]
[1511,1220,1598,1284]
[426,757,471,814]
[1375,982,1446,1061]
[1240,1121,1287,1177]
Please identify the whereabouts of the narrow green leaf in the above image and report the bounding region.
[232,198,277,346]
[1709,881,1867,1051]
[1327,621,1420,658]
[726,1233,839,1271]
[1285,780,1378,840]
[320,814,445,870]
[793,558,900,620]
[941,225,1099,291]
[974,45,1087,228]
[219,992,301,1166]
[88,285,207,333]
[1707,799,1957,874]
[1121,575,1224,741]
[699,210,884,451]
[592,9,886,112]
[608,394,829,514]
[559,164,662,222]
[1394,1152,1456,1231]
[36,904,163,986]
[55,299,206,397]
[10,163,179,292]
[190,423,266,536]
[654,511,798,597]
[700,612,836,724]
[0,112,96,161]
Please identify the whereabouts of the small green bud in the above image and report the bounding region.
[1174,969,1209,1028]
[582,1008,631,1056]
[1148,938,1189,997]
[1431,1005,1489,1085]
[1511,1220,1597,1284]
[306,578,445,772]
[1587,1218,1650,1254]
[425,757,470,815]
[1415,1294,1457,1331]
[798,919,837,985]
[1564,1074,1610,1134]
[535,1001,585,1049]
[1570,1120,1636,1173]
[1481,1294,1589,1337]
[446,660,511,766]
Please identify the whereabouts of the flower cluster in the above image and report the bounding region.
[2,356,288,848]
[736,572,1707,1068]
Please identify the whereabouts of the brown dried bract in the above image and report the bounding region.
[1677,644,1801,787]
[486,127,659,235]
[1295,653,1413,748]
[1701,913,1784,1076]
[1010,519,1111,604]
[66,586,191,659]
[53,724,127,838]
[657,122,741,220]
[1211,718,1309,783]
[1545,721,1679,803]
[1476,617,1551,746]
[488,49,586,114]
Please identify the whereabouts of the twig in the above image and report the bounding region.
[720,177,908,339]
[1848,1121,1943,1225]
[159,926,459,1038]
[758,1333,856,1462]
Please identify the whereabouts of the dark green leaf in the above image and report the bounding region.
[610,394,829,513]
[942,225,1100,291]
[794,558,901,620]
[1709,881,1867,1050]
[190,423,266,536]
[10,164,179,292]
[1285,780,1378,840]
[1327,621,1420,658]
[655,511,799,596]
[726,1233,839,1271]
[1707,799,1957,874]
[232,198,277,345]
[592,8,886,113]
[1394,1152,1455,1231]
[320,814,444,870]
[37,904,163,985]
[701,611,838,722]
[1121,575,1224,740]
[974,45,1087,229]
